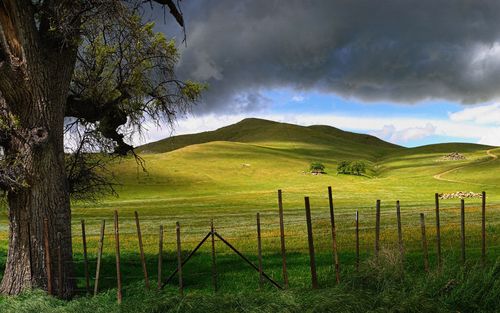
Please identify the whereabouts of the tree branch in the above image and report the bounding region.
[65,95,101,123]
[65,95,134,156]
[149,0,184,27]
[65,125,119,201]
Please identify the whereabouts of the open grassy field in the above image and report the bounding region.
[0,118,499,312]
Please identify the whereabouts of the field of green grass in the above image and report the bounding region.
[0,118,499,312]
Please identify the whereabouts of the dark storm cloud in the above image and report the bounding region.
[155,0,500,113]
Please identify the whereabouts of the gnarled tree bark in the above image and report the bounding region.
[0,0,185,298]
[0,0,77,298]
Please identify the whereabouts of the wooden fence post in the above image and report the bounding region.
[158,225,164,290]
[57,232,63,298]
[257,213,263,289]
[176,222,184,296]
[396,201,404,264]
[43,218,53,295]
[328,186,340,284]
[162,232,212,288]
[94,220,105,296]
[211,220,217,292]
[355,210,359,271]
[375,200,381,257]
[420,213,429,272]
[27,222,33,279]
[277,189,289,288]
[135,211,150,289]
[114,211,122,304]
[81,220,90,294]
[304,197,318,289]
[460,199,466,265]
[435,193,442,269]
[482,191,486,264]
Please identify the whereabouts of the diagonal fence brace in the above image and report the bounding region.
[161,231,212,289]
[214,232,283,290]
[161,230,283,290]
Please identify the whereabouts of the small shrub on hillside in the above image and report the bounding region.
[309,162,326,174]
[350,161,366,175]
[337,160,351,174]
[337,160,367,176]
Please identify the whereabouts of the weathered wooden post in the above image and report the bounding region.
[355,210,359,271]
[57,232,63,298]
[257,213,263,289]
[94,220,105,296]
[210,220,218,292]
[43,218,53,295]
[176,222,184,296]
[277,189,289,288]
[482,191,486,264]
[304,197,318,289]
[114,211,122,304]
[135,211,150,289]
[420,213,429,272]
[158,225,164,290]
[435,193,442,269]
[396,201,404,264]
[81,220,90,294]
[27,222,33,280]
[375,200,381,257]
[328,186,340,283]
[460,199,466,265]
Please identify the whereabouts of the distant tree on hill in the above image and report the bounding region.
[350,161,366,175]
[337,160,351,174]
[310,162,326,174]
[337,160,367,176]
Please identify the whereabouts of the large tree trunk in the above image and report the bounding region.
[0,139,74,297]
[0,67,77,296]
[0,0,77,295]
[0,79,76,297]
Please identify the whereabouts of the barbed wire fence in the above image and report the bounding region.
[1,188,499,301]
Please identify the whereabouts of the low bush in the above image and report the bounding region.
[337,160,366,176]
[309,162,326,174]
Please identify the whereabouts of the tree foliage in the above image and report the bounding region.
[61,2,206,200]
[337,160,366,176]
[350,161,366,175]
[310,162,326,174]
[336,160,351,174]
[0,1,204,201]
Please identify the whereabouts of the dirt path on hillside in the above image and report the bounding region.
[433,149,498,184]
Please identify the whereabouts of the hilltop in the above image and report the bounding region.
[137,118,402,160]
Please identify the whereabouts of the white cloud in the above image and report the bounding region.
[371,124,436,143]
[449,103,500,125]
[291,95,305,102]
[477,128,500,146]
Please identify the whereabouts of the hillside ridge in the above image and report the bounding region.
[137,117,403,154]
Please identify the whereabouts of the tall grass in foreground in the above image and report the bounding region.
[0,254,498,313]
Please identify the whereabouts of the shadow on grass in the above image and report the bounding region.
[0,246,499,313]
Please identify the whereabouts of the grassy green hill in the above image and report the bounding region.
[2,118,499,313]
[114,118,498,208]
[137,118,401,158]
